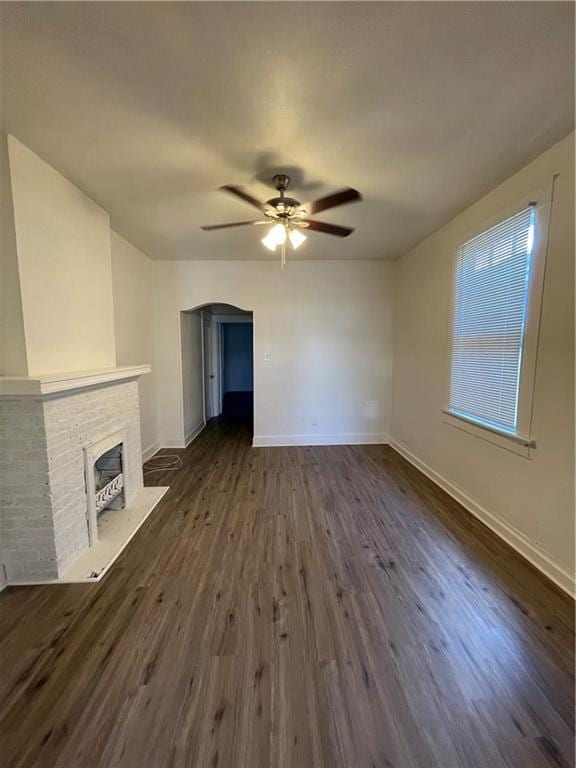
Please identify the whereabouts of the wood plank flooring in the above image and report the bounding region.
[0,419,574,768]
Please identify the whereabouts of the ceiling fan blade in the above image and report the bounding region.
[303,188,362,215]
[220,185,267,212]
[201,220,268,231]
[298,220,354,237]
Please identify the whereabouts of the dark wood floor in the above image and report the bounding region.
[0,419,574,768]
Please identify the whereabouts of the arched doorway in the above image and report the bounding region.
[180,303,254,445]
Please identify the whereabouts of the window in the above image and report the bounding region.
[446,194,549,450]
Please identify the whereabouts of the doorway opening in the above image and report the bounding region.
[220,321,254,420]
[180,303,254,446]
[198,303,254,431]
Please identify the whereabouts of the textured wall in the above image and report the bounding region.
[0,400,55,580]
[0,380,143,582]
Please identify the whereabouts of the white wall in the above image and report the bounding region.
[7,134,116,375]
[180,310,204,446]
[111,232,158,460]
[391,132,575,592]
[152,260,395,447]
[0,133,27,375]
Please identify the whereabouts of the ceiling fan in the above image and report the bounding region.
[201,174,362,267]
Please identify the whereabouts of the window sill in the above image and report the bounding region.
[442,410,535,458]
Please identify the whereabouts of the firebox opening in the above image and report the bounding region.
[94,442,125,519]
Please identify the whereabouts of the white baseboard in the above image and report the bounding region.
[252,433,388,448]
[185,420,206,448]
[142,440,161,463]
[390,438,575,597]
[158,422,206,452]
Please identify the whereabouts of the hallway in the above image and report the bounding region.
[0,421,573,768]
[221,391,253,421]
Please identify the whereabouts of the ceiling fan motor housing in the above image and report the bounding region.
[268,174,302,216]
[266,197,302,216]
[273,173,291,192]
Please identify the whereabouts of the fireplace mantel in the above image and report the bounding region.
[0,365,151,399]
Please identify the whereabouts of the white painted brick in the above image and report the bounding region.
[1,380,144,581]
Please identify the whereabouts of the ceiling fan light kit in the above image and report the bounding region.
[201,173,362,269]
[261,221,288,251]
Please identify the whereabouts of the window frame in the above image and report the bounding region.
[443,181,554,458]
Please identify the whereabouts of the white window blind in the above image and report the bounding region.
[448,205,535,435]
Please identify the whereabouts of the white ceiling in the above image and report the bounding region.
[1,2,573,261]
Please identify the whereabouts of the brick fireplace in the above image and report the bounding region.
[0,366,152,582]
